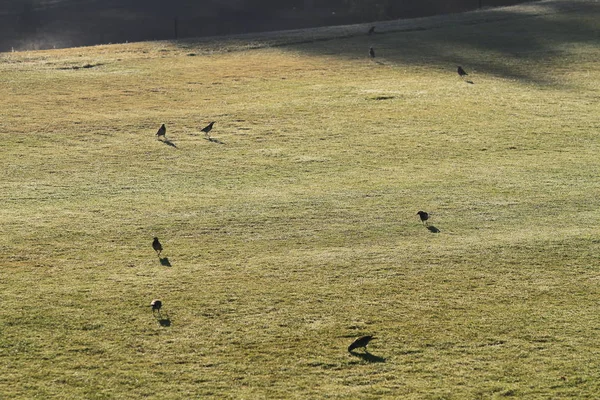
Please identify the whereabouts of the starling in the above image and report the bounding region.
[150,299,162,314]
[152,237,163,257]
[348,335,376,352]
[417,210,430,225]
[201,121,215,138]
[369,47,375,58]
[368,26,375,35]
[156,124,166,138]
[457,66,468,77]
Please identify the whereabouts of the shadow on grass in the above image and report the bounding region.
[427,225,441,233]
[159,257,172,267]
[185,1,600,87]
[204,137,225,144]
[349,351,386,363]
[159,139,178,148]
[154,311,171,327]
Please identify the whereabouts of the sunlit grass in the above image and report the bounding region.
[1,1,600,398]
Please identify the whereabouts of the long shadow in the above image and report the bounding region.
[204,137,225,144]
[3,1,594,88]
[160,139,178,148]
[159,257,172,267]
[349,351,386,363]
[166,1,599,87]
[2,0,597,66]
[427,225,441,233]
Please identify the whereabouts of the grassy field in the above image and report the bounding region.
[1,1,600,398]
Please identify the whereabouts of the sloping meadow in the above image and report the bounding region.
[1,1,599,398]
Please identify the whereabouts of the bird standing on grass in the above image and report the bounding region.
[152,237,163,257]
[457,66,468,77]
[368,26,376,35]
[151,299,162,315]
[417,210,430,225]
[348,335,376,352]
[201,121,215,138]
[369,47,375,58]
[156,124,166,139]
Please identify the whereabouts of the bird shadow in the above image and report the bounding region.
[427,225,441,233]
[349,351,386,363]
[154,312,171,327]
[159,139,178,148]
[204,137,225,144]
[159,257,172,267]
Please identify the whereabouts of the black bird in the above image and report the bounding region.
[156,124,166,139]
[457,66,468,77]
[152,237,163,257]
[368,26,375,35]
[369,47,375,58]
[201,121,215,138]
[417,210,430,225]
[348,335,376,352]
[150,299,162,314]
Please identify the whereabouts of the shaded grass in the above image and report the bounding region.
[1,1,600,398]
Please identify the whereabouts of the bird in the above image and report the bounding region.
[150,299,162,314]
[417,210,430,225]
[457,66,468,77]
[152,237,163,257]
[348,335,376,352]
[369,47,375,58]
[201,121,215,138]
[156,124,166,139]
[368,26,375,35]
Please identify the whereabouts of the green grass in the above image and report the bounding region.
[1,1,600,398]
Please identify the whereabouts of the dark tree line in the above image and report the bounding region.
[7,0,528,17]
[3,0,536,51]
[17,1,40,33]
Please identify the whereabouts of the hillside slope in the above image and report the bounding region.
[1,1,599,398]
